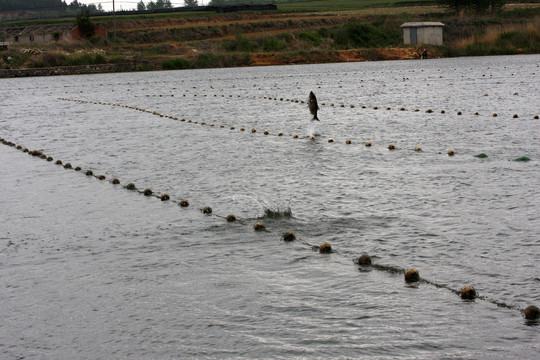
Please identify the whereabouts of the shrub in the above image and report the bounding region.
[440,0,507,14]
[75,10,96,38]
[224,33,258,52]
[65,53,107,66]
[137,63,152,71]
[317,27,330,38]
[297,31,322,46]
[88,35,107,45]
[496,29,540,52]
[262,36,287,52]
[193,53,220,68]
[33,52,67,67]
[148,43,176,54]
[162,57,191,70]
[191,53,250,69]
[501,7,540,19]
[220,53,251,67]
[332,21,397,49]
[94,53,106,63]
[276,32,293,43]
[457,27,540,56]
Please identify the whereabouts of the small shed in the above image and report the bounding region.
[400,22,444,46]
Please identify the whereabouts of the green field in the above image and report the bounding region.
[277,0,438,12]
[0,1,439,27]
[0,11,216,27]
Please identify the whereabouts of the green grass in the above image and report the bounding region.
[91,11,215,23]
[0,0,438,27]
[462,29,540,56]
[0,10,215,27]
[262,36,288,51]
[0,17,75,27]
[162,57,191,70]
[191,52,251,68]
[224,33,259,52]
[65,53,106,66]
[497,29,540,51]
[298,31,323,46]
[331,21,400,48]
[27,52,107,68]
[277,0,437,12]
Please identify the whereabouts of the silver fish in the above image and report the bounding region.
[308,91,319,121]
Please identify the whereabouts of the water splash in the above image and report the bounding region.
[227,193,292,219]
[306,122,320,137]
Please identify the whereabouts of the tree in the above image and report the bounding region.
[85,4,98,13]
[68,0,80,11]
[147,0,173,9]
[75,10,95,38]
[137,0,146,10]
[184,0,198,6]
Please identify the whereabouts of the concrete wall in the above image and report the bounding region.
[418,27,443,46]
[3,30,72,45]
[403,28,411,44]
[403,26,443,46]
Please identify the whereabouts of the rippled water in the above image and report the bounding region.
[1,55,539,359]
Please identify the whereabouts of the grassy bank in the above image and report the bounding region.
[442,8,540,56]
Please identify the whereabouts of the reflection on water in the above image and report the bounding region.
[1,55,539,358]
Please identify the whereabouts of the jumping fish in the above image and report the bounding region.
[308,91,320,121]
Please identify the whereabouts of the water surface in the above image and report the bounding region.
[1,55,539,359]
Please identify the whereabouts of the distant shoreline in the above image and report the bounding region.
[0,47,425,78]
[1,3,538,77]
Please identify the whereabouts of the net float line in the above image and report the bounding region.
[57,97,394,146]
[256,93,537,120]
[1,135,277,229]
[0,135,244,225]
[58,98,530,158]
[1,136,536,324]
[17,67,532,91]
[106,89,537,120]
[285,232,536,322]
[113,80,536,120]
[353,254,537,320]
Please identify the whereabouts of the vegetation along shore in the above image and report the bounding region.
[1,0,539,76]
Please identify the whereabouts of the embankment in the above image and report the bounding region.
[0,63,135,78]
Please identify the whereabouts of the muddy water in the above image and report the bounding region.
[1,55,539,359]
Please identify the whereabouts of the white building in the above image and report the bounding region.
[401,22,444,46]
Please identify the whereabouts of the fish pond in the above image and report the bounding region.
[1,55,539,359]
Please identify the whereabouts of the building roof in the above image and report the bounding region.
[400,22,445,28]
